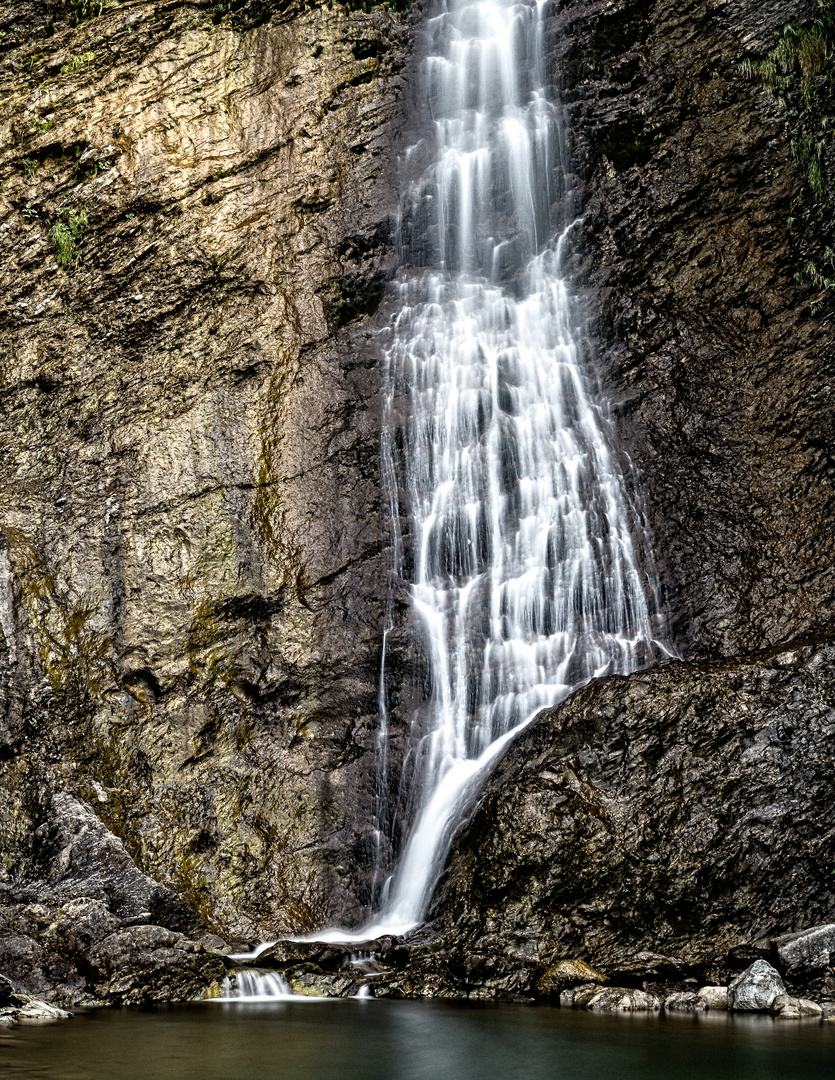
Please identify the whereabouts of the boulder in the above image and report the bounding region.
[537,960,606,997]
[422,642,835,996]
[574,986,662,1012]
[15,999,73,1024]
[90,925,226,1004]
[697,986,729,1010]
[728,960,786,1011]
[771,994,824,1019]
[773,925,835,975]
[664,991,706,1012]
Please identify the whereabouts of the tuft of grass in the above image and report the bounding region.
[60,51,95,74]
[27,115,56,135]
[741,1,835,308]
[48,207,88,269]
[70,0,103,23]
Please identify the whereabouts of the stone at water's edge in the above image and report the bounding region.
[771,995,824,1019]
[697,987,729,1011]
[1,967,73,1025]
[728,961,787,1012]
[0,794,225,1006]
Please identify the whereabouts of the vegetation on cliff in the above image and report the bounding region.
[741,0,835,307]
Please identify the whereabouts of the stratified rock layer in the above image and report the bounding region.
[0,0,413,945]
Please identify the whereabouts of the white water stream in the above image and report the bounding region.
[226,0,670,978]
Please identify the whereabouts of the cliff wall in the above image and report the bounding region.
[0,0,412,977]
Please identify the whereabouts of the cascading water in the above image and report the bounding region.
[222,971,294,1000]
[217,0,672,973]
[301,0,671,947]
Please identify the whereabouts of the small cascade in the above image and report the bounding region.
[222,971,294,1001]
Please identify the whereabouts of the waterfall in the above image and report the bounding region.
[222,971,294,1000]
[308,0,670,946]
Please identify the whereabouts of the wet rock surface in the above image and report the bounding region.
[0,0,414,955]
[309,641,835,1002]
[553,0,835,658]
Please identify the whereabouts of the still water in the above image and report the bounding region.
[1,1000,832,1080]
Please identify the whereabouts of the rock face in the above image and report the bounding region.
[0,0,413,951]
[553,0,835,658]
[0,792,225,1005]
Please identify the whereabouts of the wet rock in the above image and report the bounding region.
[770,994,823,1019]
[419,642,835,996]
[728,961,787,1012]
[696,986,729,1011]
[90,926,225,1004]
[537,959,606,998]
[555,0,835,658]
[575,986,662,1012]
[663,991,706,1012]
[773,925,835,976]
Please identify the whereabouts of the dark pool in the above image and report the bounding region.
[1,999,833,1080]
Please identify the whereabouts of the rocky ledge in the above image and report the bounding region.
[0,975,72,1027]
[0,791,226,1009]
[228,937,834,1020]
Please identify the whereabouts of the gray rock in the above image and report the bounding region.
[15,999,72,1023]
[0,797,226,1006]
[728,961,787,1012]
[409,642,835,998]
[664,991,706,1012]
[697,986,729,1010]
[575,987,662,1012]
[773,925,835,975]
[41,794,201,931]
[90,925,225,1004]
[771,994,824,1019]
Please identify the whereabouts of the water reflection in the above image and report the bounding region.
[1,1001,832,1080]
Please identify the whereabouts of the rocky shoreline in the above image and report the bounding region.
[218,923,835,1021]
